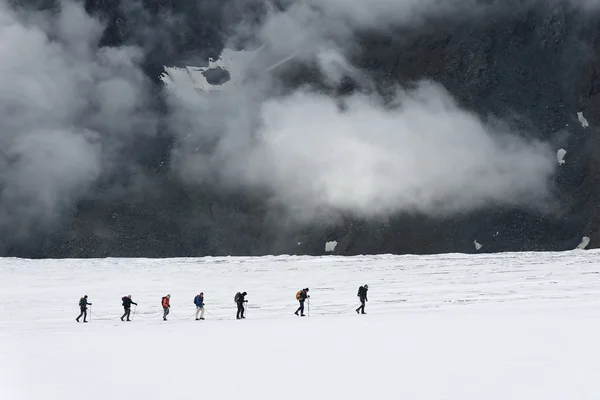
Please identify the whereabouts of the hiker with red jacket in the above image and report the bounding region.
[162,294,171,321]
[295,288,309,317]
[121,295,138,321]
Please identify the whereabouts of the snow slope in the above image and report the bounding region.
[2,251,600,399]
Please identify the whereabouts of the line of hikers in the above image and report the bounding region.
[76,285,369,322]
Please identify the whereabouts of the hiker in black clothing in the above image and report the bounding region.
[295,288,309,316]
[76,295,92,323]
[121,295,138,321]
[235,292,247,319]
[356,285,368,314]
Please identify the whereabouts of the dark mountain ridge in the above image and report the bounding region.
[5,0,600,257]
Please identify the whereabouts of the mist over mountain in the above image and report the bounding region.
[1,0,599,257]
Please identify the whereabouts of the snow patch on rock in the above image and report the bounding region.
[576,236,590,250]
[325,241,338,252]
[474,240,483,251]
[557,148,567,165]
[160,48,262,92]
[578,112,589,128]
[160,47,297,93]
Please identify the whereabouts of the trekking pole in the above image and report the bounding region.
[308,298,310,317]
[132,305,137,321]
[89,305,92,322]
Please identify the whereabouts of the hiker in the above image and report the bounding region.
[194,292,205,320]
[162,294,171,321]
[121,295,138,321]
[295,288,310,317]
[234,291,247,319]
[76,295,92,323]
[356,284,368,314]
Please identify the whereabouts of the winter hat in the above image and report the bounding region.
[364,285,368,289]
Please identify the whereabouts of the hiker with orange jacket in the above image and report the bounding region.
[161,294,171,321]
[294,288,309,317]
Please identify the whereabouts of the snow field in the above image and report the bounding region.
[2,251,600,399]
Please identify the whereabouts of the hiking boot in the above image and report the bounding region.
[356,309,360,314]
[300,314,305,317]
[294,311,299,316]
[200,317,205,320]
[196,318,199,321]
[361,312,366,315]
[83,321,88,323]
[121,317,124,321]
[76,318,80,322]
[126,319,131,321]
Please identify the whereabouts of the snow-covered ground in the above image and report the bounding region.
[2,250,600,399]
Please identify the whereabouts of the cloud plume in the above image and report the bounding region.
[0,0,579,248]
[166,0,558,221]
[0,0,157,239]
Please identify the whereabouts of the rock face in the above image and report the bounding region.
[6,0,600,257]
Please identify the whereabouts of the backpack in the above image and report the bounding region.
[79,297,84,307]
[234,292,241,303]
[161,296,166,306]
[193,295,198,305]
[296,290,303,300]
[122,296,127,306]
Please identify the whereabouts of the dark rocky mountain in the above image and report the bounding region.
[6,0,600,257]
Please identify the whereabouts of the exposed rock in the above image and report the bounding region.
[5,0,600,257]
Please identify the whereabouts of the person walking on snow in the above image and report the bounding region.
[121,295,138,321]
[194,292,205,320]
[235,291,247,319]
[76,295,92,323]
[162,294,171,321]
[295,288,310,317]
[356,285,368,314]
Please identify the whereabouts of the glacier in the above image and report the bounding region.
[2,251,600,399]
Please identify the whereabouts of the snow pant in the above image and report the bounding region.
[195,306,205,319]
[163,306,170,320]
[356,299,366,314]
[122,307,131,321]
[77,308,87,322]
[296,300,305,315]
[236,303,245,319]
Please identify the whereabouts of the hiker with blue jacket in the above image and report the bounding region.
[194,292,205,320]
[121,295,138,321]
